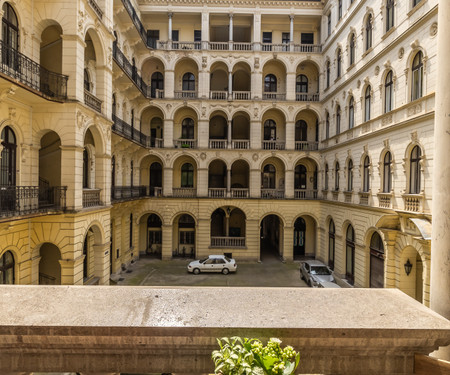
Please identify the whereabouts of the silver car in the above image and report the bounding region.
[187,255,237,275]
[300,260,335,287]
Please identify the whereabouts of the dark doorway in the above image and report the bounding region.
[369,232,384,288]
[260,215,281,261]
[293,217,306,258]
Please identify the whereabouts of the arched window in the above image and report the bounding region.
[410,146,421,194]
[84,69,91,92]
[129,214,133,248]
[325,112,330,139]
[349,34,355,66]
[328,220,335,269]
[365,86,371,122]
[130,160,134,187]
[365,14,373,51]
[338,0,342,19]
[363,155,370,192]
[264,119,277,141]
[0,251,14,284]
[264,74,277,92]
[296,74,308,93]
[262,164,276,189]
[295,165,307,190]
[347,159,353,191]
[149,162,162,196]
[151,72,164,98]
[325,163,329,190]
[0,126,17,186]
[181,163,194,188]
[348,97,355,129]
[2,3,19,69]
[383,152,392,193]
[182,73,195,91]
[386,0,394,32]
[336,106,341,135]
[336,49,342,78]
[111,156,116,188]
[411,51,423,101]
[335,162,340,191]
[181,118,195,139]
[385,71,393,113]
[83,149,89,188]
[370,232,385,288]
[326,61,331,88]
[295,120,307,142]
[346,225,355,284]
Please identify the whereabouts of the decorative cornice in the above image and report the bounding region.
[139,0,322,8]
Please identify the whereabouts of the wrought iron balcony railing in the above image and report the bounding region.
[121,0,148,47]
[82,189,102,208]
[87,0,103,19]
[0,40,68,101]
[84,90,102,113]
[112,114,151,147]
[0,185,67,218]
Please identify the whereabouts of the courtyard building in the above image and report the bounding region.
[0,0,441,307]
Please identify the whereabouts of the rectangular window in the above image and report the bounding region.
[301,33,314,44]
[171,30,179,41]
[338,0,342,20]
[180,231,195,245]
[262,32,272,44]
[282,32,290,51]
[194,29,201,49]
[147,30,159,49]
[327,14,331,37]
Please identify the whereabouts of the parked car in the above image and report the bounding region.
[318,281,341,288]
[187,255,237,275]
[300,260,335,287]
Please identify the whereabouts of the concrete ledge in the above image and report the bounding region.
[0,286,449,374]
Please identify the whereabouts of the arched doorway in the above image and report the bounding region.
[369,232,384,288]
[260,215,282,261]
[210,207,246,248]
[39,243,61,285]
[293,217,306,258]
[173,214,195,258]
[147,214,162,258]
[399,246,424,303]
[149,162,162,196]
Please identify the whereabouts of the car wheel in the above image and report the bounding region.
[222,268,229,275]
[193,268,200,275]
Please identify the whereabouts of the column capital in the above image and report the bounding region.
[167,12,173,18]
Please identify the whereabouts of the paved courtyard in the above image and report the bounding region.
[116,255,308,288]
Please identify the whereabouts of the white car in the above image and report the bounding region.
[187,255,237,275]
[300,260,335,287]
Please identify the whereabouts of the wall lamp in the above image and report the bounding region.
[404,259,413,276]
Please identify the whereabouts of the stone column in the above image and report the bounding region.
[283,226,294,261]
[251,71,262,99]
[289,15,294,42]
[163,119,174,148]
[161,224,173,260]
[253,14,261,51]
[250,120,261,149]
[198,119,209,148]
[227,119,232,148]
[431,0,450,360]
[250,168,261,198]
[163,167,173,196]
[285,121,295,150]
[61,34,85,101]
[59,255,85,285]
[286,72,296,101]
[201,11,209,49]
[198,70,209,99]
[229,13,234,49]
[285,169,294,199]
[168,12,173,41]
[93,243,110,285]
[227,168,231,197]
[197,168,208,197]
[60,145,84,210]
[228,71,233,99]
[165,70,175,98]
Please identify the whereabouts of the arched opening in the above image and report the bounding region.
[82,225,104,285]
[399,246,423,303]
[173,107,198,148]
[294,158,318,198]
[232,62,251,96]
[82,128,102,207]
[38,243,61,285]
[209,114,228,148]
[173,155,197,197]
[140,106,164,148]
[173,214,195,258]
[84,30,102,111]
[149,162,163,197]
[411,51,423,101]
[409,145,422,194]
[295,61,319,101]
[151,72,164,98]
[210,62,228,99]
[261,157,285,198]
[293,215,317,259]
[142,57,165,98]
[211,207,246,248]
[346,225,355,285]
[1,3,19,69]
[295,165,307,190]
[262,60,286,100]
[0,250,15,284]
[39,131,62,208]
[369,232,384,288]
[262,109,286,150]
[0,126,17,186]
[139,214,162,258]
[231,112,250,148]
[208,160,227,198]
[328,219,335,269]
[260,215,283,261]
[175,58,198,98]
[40,24,63,97]
[230,160,249,198]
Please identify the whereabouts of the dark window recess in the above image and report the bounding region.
[147,30,159,49]
[282,32,290,44]
[262,32,272,43]
[194,30,201,41]
[301,33,314,44]
[172,30,179,41]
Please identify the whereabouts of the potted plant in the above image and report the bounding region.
[212,337,300,375]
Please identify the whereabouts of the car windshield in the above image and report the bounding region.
[199,258,208,263]
[311,266,331,275]
[224,256,232,262]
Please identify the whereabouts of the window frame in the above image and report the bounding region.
[383,151,392,193]
[365,14,373,51]
[0,250,15,284]
[386,0,395,32]
[181,163,194,188]
[328,220,335,269]
[264,74,277,93]
[336,106,341,135]
[409,146,421,194]
[182,72,195,91]
[345,225,355,285]
[348,97,355,129]
[347,159,353,191]
[363,155,370,192]
[384,70,393,113]
[411,51,423,101]
[334,162,340,191]
[365,86,371,122]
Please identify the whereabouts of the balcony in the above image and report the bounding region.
[295,141,319,151]
[208,188,226,198]
[174,139,197,148]
[150,137,164,148]
[294,189,318,200]
[261,43,290,52]
[378,192,393,209]
[82,188,102,208]
[262,92,286,101]
[87,0,103,19]
[231,188,249,198]
[232,91,251,100]
[0,40,68,101]
[359,191,370,206]
[262,140,285,150]
[121,0,148,46]
[210,236,246,248]
[112,43,151,98]
[231,140,250,149]
[157,41,202,50]
[112,114,150,148]
[1,286,448,374]
[403,193,424,212]
[111,186,148,201]
[209,139,227,149]
[210,90,228,100]
[0,185,66,218]
[295,93,320,102]
[84,90,102,113]
[261,189,285,199]
[172,188,196,198]
[174,90,197,99]
[293,44,322,53]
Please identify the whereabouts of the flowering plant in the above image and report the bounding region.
[212,336,300,375]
